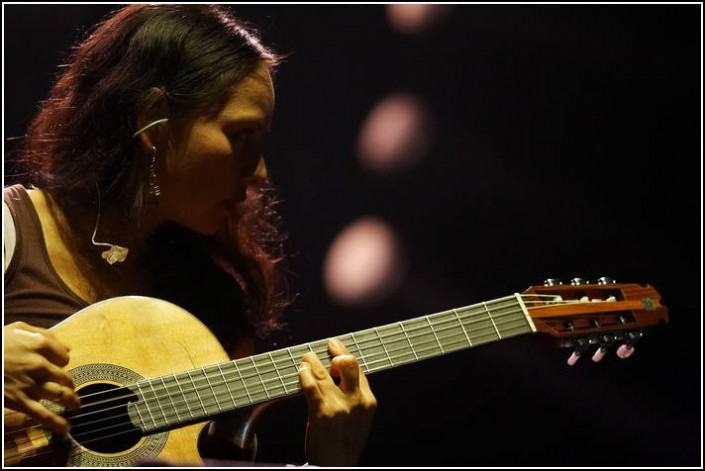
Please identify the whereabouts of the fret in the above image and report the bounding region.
[159,376,181,424]
[348,333,365,367]
[464,306,498,346]
[429,312,471,353]
[486,298,526,338]
[482,302,502,339]
[135,381,159,429]
[233,356,268,404]
[453,309,473,347]
[249,356,272,400]
[186,370,209,416]
[425,316,445,354]
[288,343,315,373]
[267,352,287,396]
[286,347,300,371]
[373,327,394,368]
[205,364,237,408]
[147,379,170,427]
[172,375,194,419]
[232,359,254,404]
[377,323,416,366]
[405,317,442,359]
[515,293,537,333]
[397,322,419,361]
[217,363,238,408]
[202,366,223,413]
[130,393,148,430]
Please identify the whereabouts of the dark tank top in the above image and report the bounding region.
[3,184,89,328]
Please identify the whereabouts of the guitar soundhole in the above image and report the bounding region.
[68,383,142,453]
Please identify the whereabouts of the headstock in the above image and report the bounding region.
[521,278,669,365]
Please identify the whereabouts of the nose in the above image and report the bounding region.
[253,156,268,179]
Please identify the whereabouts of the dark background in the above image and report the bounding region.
[3,4,701,467]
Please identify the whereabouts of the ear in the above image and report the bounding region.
[135,87,170,152]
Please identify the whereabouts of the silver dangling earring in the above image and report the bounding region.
[91,183,129,265]
[132,118,169,201]
[149,145,161,198]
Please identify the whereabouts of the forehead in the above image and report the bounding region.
[217,63,275,128]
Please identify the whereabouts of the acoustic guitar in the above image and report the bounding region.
[3,280,668,466]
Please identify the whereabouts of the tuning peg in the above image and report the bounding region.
[543,278,563,286]
[615,331,643,359]
[566,337,590,366]
[597,276,616,285]
[616,344,635,359]
[570,277,590,286]
[591,334,617,362]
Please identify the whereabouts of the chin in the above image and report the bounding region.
[174,204,234,236]
[178,214,227,236]
[191,219,226,236]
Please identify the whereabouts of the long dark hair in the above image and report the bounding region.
[19,5,291,342]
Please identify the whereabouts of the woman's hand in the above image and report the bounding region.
[298,338,377,466]
[4,322,80,434]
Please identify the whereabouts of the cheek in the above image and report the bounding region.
[170,140,238,196]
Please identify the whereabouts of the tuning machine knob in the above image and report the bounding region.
[566,337,591,366]
[543,278,563,286]
[570,277,590,286]
[616,331,643,359]
[597,277,617,285]
[591,334,618,362]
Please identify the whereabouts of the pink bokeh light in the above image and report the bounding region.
[386,4,452,35]
[324,217,405,306]
[357,93,433,173]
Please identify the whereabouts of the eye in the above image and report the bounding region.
[230,133,249,148]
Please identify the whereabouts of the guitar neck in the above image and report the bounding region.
[132,294,535,433]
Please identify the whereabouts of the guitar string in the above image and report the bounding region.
[5,299,528,437]
[4,296,529,422]
[7,294,566,418]
[6,294,612,439]
[4,302,533,461]
[10,305,530,465]
[8,301,628,464]
[78,305,531,433]
[4,293,611,434]
[9,294,629,465]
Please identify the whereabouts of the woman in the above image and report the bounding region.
[3,4,376,466]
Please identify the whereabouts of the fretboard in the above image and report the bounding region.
[131,294,535,432]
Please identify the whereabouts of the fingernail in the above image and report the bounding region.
[331,338,344,348]
[299,362,309,372]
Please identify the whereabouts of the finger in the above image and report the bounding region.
[301,352,333,381]
[19,396,70,435]
[21,329,71,367]
[37,361,75,389]
[330,354,360,394]
[327,338,350,357]
[298,362,322,407]
[31,382,81,410]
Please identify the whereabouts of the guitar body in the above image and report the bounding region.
[5,296,231,467]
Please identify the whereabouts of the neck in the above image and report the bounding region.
[44,190,161,295]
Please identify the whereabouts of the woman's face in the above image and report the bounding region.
[157,62,275,235]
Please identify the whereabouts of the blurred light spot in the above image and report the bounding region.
[386,4,452,35]
[324,218,405,307]
[357,93,433,173]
